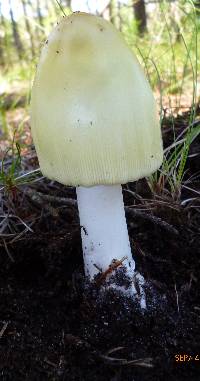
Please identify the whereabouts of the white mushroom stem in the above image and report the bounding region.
[76,184,135,278]
[76,184,146,308]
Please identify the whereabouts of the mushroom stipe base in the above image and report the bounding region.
[76,184,146,308]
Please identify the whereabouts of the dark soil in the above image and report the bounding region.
[0,108,200,381]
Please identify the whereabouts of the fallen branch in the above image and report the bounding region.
[26,188,76,208]
[25,188,179,235]
[125,207,179,236]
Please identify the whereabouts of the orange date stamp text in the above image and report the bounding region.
[175,354,199,363]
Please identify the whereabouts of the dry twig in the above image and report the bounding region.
[0,322,8,339]
[125,207,179,235]
[99,347,154,368]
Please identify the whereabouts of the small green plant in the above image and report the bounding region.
[0,134,22,198]
[0,133,42,198]
[147,120,200,201]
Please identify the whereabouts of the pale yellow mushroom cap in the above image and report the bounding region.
[31,12,163,186]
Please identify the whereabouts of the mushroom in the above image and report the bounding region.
[31,12,163,306]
